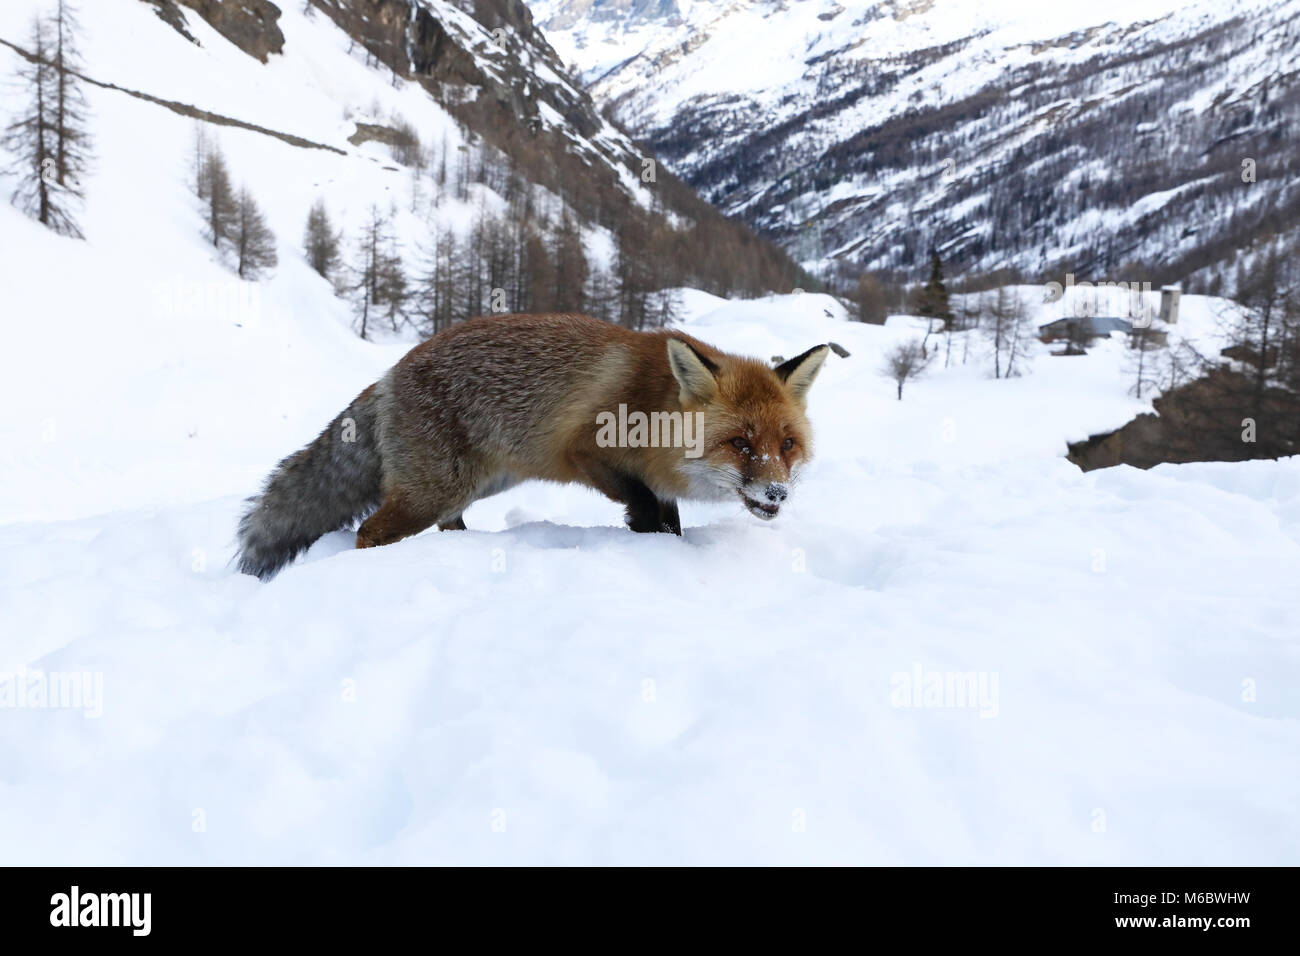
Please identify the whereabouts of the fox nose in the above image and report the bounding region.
[765,483,789,504]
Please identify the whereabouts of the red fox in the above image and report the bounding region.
[237,313,829,578]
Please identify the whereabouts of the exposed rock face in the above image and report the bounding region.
[325,0,487,88]
[141,0,199,45]
[308,1,601,139]
[1067,369,1300,471]
[1068,412,1171,472]
[177,0,285,63]
[468,0,538,37]
[346,122,408,148]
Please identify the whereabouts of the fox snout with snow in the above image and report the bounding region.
[236,312,829,579]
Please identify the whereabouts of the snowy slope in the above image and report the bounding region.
[0,0,657,302]
[4,178,1300,862]
[1,1,1298,866]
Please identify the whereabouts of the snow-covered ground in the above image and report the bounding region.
[2,0,1297,866]
[3,195,1299,862]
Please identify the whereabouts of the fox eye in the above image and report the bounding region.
[730,437,750,452]
[782,437,796,452]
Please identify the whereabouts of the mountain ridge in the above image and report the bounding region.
[532,0,1300,292]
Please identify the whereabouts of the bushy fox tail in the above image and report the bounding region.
[236,384,384,580]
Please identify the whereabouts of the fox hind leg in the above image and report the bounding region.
[356,494,441,550]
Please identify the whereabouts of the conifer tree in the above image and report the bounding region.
[348,205,406,339]
[916,248,954,327]
[553,212,588,313]
[233,186,278,279]
[3,12,91,238]
[303,198,340,280]
[522,227,556,313]
[50,0,91,192]
[198,145,237,250]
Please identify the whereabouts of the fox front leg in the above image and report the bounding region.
[657,499,682,535]
[573,455,682,536]
[625,492,681,535]
[621,482,676,534]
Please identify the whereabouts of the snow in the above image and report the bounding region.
[4,189,1299,862]
[535,0,1233,124]
[2,0,1298,866]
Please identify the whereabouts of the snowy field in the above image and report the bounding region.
[2,0,1298,866]
[3,209,1298,862]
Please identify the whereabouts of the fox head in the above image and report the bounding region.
[667,339,830,520]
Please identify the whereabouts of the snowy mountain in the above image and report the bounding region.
[532,0,1300,289]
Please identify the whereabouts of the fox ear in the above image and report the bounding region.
[774,344,830,403]
[666,339,719,404]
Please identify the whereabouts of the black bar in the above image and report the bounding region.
[0,867,1287,942]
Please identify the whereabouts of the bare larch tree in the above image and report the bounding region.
[3,7,92,238]
[195,142,237,250]
[303,198,340,281]
[883,338,934,400]
[51,0,91,191]
[233,187,278,279]
[983,287,1035,378]
[348,205,407,339]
